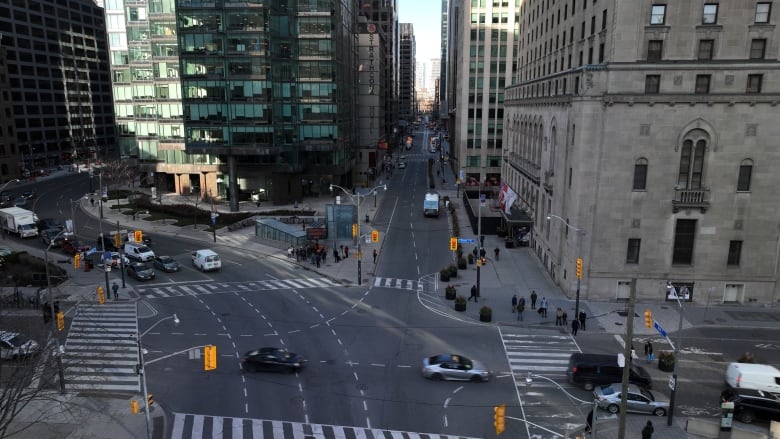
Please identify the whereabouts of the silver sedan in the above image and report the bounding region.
[594,383,669,416]
[421,354,490,382]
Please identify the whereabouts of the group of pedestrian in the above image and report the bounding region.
[511,294,526,320]
[554,307,568,326]
[571,310,587,336]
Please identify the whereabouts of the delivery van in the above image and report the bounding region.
[192,249,221,272]
[725,362,780,395]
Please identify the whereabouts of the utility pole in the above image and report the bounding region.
[618,278,637,439]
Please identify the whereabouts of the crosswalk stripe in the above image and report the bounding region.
[137,278,347,299]
[373,277,419,291]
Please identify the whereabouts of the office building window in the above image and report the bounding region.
[672,219,697,265]
[645,75,660,94]
[702,3,719,24]
[737,160,752,191]
[755,3,771,23]
[698,39,714,60]
[695,75,711,94]
[599,43,605,63]
[633,159,648,189]
[647,40,663,61]
[678,139,706,190]
[750,39,766,59]
[626,239,641,264]
[727,240,742,266]
[747,74,763,93]
[650,4,666,24]
[602,9,608,30]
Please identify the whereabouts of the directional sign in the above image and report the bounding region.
[458,238,476,244]
[653,321,667,337]
[668,375,676,391]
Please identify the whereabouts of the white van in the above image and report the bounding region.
[124,242,155,261]
[192,249,221,272]
[725,362,780,395]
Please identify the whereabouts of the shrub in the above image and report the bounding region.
[455,296,467,305]
[738,352,756,363]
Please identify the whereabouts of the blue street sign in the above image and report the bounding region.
[458,238,476,244]
[653,321,667,338]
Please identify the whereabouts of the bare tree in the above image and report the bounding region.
[94,160,136,195]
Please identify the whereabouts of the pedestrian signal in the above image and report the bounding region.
[371,230,379,243]
[352,223,358,237]
[134,230,143,243]
[56,311,65,331]
[449,237,458,251]
[96,286,105,304]
[576,257,583,279]
[644,309,653,329]
[113,233,122,248]
[73,253,81,269]
[204,345,217,371]
[493,404,506,435]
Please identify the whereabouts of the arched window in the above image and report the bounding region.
[633,158,648,190]
[737,159,753,192]
[677,139,706,189]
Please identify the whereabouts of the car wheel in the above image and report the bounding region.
[737,410,755,424]
[583,382,595,391]
[607,404,620,414]
[431,373,444,381]
[652,407,666,417]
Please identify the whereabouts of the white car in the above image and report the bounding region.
[0,332,39,360]
[421,354,490,382]
[192,249,221,272]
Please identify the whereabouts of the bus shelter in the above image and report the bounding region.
[255,218,307,246]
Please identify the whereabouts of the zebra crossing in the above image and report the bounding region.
[373,277,421,290]
[502,332,579,386]
[136,278,342,299]
[171,413,479,439]
[63,302,140,392]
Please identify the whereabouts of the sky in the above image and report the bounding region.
[397,0,442,64]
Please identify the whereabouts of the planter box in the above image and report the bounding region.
[440,273,450,282]
[454,302,466,312]
[479,313,491,322]
[445,289,456,300]
[658,361,674,372]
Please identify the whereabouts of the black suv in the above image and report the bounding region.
[721,388,780,424]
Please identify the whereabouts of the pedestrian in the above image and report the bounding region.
[494,247,500,260]
[562,310,568,325]
[645,341,654,363]
[555,307,563,326]
[373,248,378,264]
[530,290,538,309]
[479,247,486,258]
[333,247,340,263]
[315,253,321,268]
[469,285,478,302]
[511,294,518,313]
[641,420,654,439]
[578,310,587,330]
[539,297,548,317]
[287,246,294,258]
[111,282,119,300]
[90,198,95,207]
[516,298,525,321]
[344,245,349,259]
[571,318,580,336]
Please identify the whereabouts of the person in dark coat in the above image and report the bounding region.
[469,285,478,302]
[578,310,587,330]
[641,420,654,439]
[571,318,580,336]
[530,290,538,309]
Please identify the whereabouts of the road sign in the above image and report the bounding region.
[668,375,676,391]
[458,238,476,244]
[653,321,667,337]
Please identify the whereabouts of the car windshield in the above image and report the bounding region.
[8,334,28,347]
[137,246,151,253]
[161,257,174,264]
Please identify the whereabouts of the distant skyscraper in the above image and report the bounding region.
[399,23,416,120]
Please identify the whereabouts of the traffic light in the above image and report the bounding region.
[113,233,122,248]
[371,230,379,243]
[130,399,139,414]
[97,286,105,304]
[147,393,154,407]
[449,237,458,251]
[644,309,653,329]
[352,223,358,237]
[204,345,217,371]
[576,257,583,279]
[134,230,143,243]
[493,404,506,435]
[73,253,81,269]
[56,311,64,331]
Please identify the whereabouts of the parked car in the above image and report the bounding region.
[421,354,490,382]
[594,383,669,416]
[721,388,780,424]
[0,331,40,360]
[62,239,92,255]
[126,262,155,281]
[241,347,306,373]
[153,256,180,272]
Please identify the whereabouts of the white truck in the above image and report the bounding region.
[423,193,441,217]
[0,207,39,238]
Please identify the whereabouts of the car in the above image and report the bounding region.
[399,155,407,161]
[109,252,130,268]
[421,354,490,382]
[153,256,180,272]
[41,229,72,247]
[593,383,669,416]
[0,246,13,257]
[126,262,156,281]
[37,218,63,233]
[12,197,27,207]
[0,331,40,360]
[21,190,36,199]
[192,249,221,271]
[241,347,306,373]
[398,162,407,169]
[62,239,92,255]
[721,388,780,424]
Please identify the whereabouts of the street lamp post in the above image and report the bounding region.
[44,228,70,394]
[98,172,104,219]
[546,214,586,319]
[136,312,179,439]
[329,183,387,286]
[666,282,685,426]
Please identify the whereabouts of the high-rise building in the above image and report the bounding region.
[445,0,520,187]
[503,1,780,304]
[399,23,416,121]
[0,0,116,181]
[438,0,449,119]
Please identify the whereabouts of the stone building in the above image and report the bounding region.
[503,1,780,305]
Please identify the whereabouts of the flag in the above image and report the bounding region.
[504,186,518,214]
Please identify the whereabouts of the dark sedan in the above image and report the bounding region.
[126,262,155,281]
[241,347,306,373]
[61,240,92,255]
[42,229,72,248]
[152,256,180,272]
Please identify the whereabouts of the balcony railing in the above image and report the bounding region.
[672,188,710,213]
